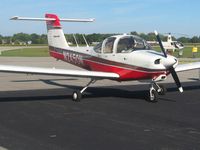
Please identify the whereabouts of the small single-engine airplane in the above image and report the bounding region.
[162,33,184,56]
[0,13,200,102]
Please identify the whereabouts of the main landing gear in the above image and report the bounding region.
[71,79,166,103]
[147,82,167,102]
[72,79,96,102]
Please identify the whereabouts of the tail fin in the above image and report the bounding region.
[45,14,69,48]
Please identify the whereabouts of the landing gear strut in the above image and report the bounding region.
[147,82,167,102]
[72,79,96,102]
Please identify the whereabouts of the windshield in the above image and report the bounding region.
[93,42,102,53]
[117,36,152,53]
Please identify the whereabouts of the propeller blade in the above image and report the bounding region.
[169,67,183,92]
[154,30,167,58]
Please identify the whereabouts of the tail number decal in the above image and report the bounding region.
[63,51,83,65]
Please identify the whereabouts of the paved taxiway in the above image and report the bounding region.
[0,57,200,150]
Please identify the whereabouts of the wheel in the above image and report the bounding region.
[72,91,82,102]
[158,84,167,95]
[147,89,158,103]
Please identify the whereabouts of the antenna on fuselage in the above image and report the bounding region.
[82,34,89,47]
[73,34,79,47]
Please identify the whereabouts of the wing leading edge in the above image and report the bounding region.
[175,62,200,72]
[0,65,119,79]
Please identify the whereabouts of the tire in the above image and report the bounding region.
[148,89,158,103]
[158,84,167,95]
[72,91,82,102]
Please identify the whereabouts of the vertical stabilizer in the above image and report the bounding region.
[45,14,69,48]
[167,33,172,42]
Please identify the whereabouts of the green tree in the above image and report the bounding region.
[30,33,40,44]
[177,37,190,43]
[139,33,148,40]
[13,33,31,43]
[39,34,47,44]
[130,31,139,36]
[147,32,156,41]
[190,36,200,43]
[0,35,2,44]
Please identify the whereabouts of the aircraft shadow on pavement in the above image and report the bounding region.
[0,86,148,102]
[0,80,199,103]
[0,94,68,102]
[188,78,200,81]
[166,82,200,92]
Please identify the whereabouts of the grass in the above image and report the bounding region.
[153,46,200,58]
[0,48,49,57]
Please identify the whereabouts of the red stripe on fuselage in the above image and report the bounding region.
[49,51,64,60]
[83,59,164,81]
[49,49,166,81]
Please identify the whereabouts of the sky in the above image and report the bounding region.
[0,0,200,37]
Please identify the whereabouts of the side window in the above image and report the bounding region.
[103,37,115,53]
[93,42,102,53]
[117,37,135,53]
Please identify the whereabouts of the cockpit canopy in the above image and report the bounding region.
[94,35,152,54]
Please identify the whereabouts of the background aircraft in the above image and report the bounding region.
[0,14,200,102]
[148,33,184,56]
[162,33,184,56]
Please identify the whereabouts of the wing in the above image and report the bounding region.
[175,62,200,72]
[0,65,119,79]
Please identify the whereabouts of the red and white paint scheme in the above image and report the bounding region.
[1,13,200,102]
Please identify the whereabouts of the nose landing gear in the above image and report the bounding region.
[147,82,167,102]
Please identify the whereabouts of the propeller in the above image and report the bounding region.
[154,30,183,93]
[169,67,183,92]
[154,31,167,58]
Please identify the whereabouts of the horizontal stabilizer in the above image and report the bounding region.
[10,16,95,22]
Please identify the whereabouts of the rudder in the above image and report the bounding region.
[45,14,69,49]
